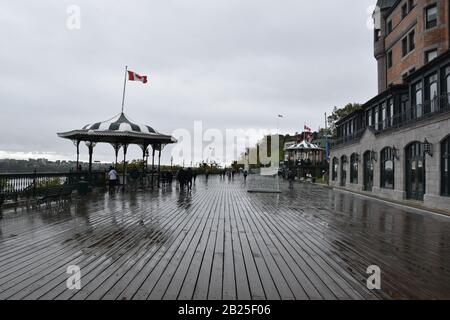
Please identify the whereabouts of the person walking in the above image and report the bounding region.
[243,170,248,181]
[186,168,193,190]
[177,169,186,191]
[108,166,118,192]
[193,170,197,185]
[288,169,295,190]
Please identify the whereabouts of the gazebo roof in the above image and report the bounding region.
[57,112,177,146]
[286,140,323,151]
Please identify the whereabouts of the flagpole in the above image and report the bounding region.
[121,66,128,114]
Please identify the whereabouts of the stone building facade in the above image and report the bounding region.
[330,0,450,211]
[330,111,450,210]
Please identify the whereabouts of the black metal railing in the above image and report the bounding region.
[0,170,105,205]
[332,94,450,147]
[331,128,366,148]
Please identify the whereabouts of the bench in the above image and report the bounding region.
[36,185,74,209]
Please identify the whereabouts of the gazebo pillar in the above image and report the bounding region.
[87,142,94,177]
[73,140,80,171]
[112,143,121,167]
[151,146,156,189]
[157,146,162,188]
[122,144,128,190]
[141,143,149,188]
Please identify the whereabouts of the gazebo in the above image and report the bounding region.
[285,140,324,164]
[57,112,177,187]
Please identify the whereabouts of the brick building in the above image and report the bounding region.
[330,0,450,211]
[375,0,450,92]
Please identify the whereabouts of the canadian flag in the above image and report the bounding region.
[128,70,148,84]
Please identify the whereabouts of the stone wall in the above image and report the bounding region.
[330,112,450,211]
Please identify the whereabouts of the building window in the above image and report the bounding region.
[426,73,438,112]
[387,20,393,34]
[425,4,438,29]
[402,37,408,57]
[374,106,379,130]
[445,66,450,106]
[332,157,338,181]
[425,49,438,63]
[402,30,415,57]
[381,102,386,130]
[381,147,395,189]
[442,136,450,196]
[409,30,415,51]
[387,50,393,68]
[388,98,394,127]
[414,82,423,118]
[375,29,381,42]
[350,153,359,184]
[367,109,372,127]
[408,0,415,11]
[402,3,408,18]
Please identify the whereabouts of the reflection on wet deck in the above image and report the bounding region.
[0,176,449,300]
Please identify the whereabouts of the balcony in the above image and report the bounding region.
[332,94,450,148]
[331,129,366,149]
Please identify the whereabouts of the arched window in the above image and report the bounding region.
[350,153,359,184]
[332,157,338,181]
[442,136,450,196]
[381,147,395,189]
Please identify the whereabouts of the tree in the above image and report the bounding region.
[327,103,362,137]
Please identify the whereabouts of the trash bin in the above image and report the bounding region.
[77,181,89,196]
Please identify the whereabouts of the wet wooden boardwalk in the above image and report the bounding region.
[0,176,449,300]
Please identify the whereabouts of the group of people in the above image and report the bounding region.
[177,168,197,191]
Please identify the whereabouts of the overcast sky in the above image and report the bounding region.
[0,0,378,166]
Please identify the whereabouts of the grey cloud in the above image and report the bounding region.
[1,0,377,165]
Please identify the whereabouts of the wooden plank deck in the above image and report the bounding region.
[0,176,449,300]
